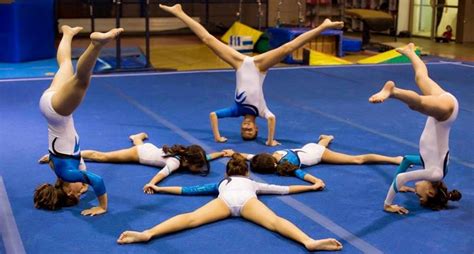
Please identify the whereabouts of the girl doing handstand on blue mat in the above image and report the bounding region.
[369,43,462,214]
[159,4,343,146]
[33,26,123,216]
[117,153,343,251]
[39,132,229,194]
[227,135,402,186]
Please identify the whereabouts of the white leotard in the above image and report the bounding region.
[218,176,289,216]
[136,143,180,177]
[39,91,80,156]
[235,56,274,119]
[384,93,459,205]
[276,143,326,167]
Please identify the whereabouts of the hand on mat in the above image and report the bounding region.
[384,204,409,214]
[81,206,106,216]
[143,183,158,194]
[313,180,325,190]
[222,149,235,157]
[266,139,281,146]
[38,154,50,164]
[399,186,415,193]
[215,136,227,143]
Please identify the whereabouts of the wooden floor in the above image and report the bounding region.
[71,32,474,71]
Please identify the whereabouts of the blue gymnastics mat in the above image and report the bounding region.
[0,63,473,253]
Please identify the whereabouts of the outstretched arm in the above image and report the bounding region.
[210,112,227,142]
[206,150,227,161]
[294,169,325,190]
[143,160,180,194]
[266,116,280,146]
[144,183,219,196]
[222,150,254,161]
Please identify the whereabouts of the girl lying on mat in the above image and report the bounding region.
[39,132,227,194]
[159,4,343,146]
[34,26,123,216]
[226,135,402,186]
[369,43,462,214]
[117,153,343,251]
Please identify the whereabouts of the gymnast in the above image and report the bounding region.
[369,43,461,214]
[227,135,402,185]
[39,132,228,194]
[117,153,343,251]
[33,25,124,216]
[159,4,343,146]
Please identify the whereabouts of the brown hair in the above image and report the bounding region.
[276,161,299,176]
[163,144,210,175]
[33,179,79,210]
[423,181,462,210]
[226,153,249,176]
[250,153,276,174]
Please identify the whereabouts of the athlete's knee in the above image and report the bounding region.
[202,34,215,46]
[186,212,203,228]
[353,156,365,164]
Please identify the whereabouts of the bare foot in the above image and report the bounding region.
[304,238,343,251]
[319,135,334,144]
[159,4,183,15]
[90,28,124,46]
[129,132,148,143]
[395,43,416,56]
[321,18,344,29]
[369,81,395,103]
[117,231,151,244]
[61,25,83,36]
[38,154,50,164]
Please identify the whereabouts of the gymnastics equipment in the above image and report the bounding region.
[303,49,352,65]
[267,27,343,64]
[221,22,263,45]
[229,36,254,54]
[0,0,55,62]
[357,47,421,64]
[86,0,153,72]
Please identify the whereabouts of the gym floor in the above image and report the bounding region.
[0,62,473,253]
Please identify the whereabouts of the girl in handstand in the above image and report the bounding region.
[159,4,343,146]
[117,153,343,251]
[369,43,461,214]
[34,25,123,216]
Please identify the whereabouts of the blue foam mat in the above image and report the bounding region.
[0,63,473,253]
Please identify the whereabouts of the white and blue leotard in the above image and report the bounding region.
[384,93,459,205]
[214,56,274,119]
[40,91,106,196]
[248,143,326,180]
[181,176,289,216]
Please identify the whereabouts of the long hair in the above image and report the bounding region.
[250,153,276,174]
[423,181,462,210]
[226,153,249,176]
[33,179,79,210]
[163,144,210,175]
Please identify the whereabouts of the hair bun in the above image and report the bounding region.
[448,189,462,201]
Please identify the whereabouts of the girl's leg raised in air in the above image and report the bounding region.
[369,81,455,121]
[396,43,445,96]
[253,19,343,72]
[47,25,83,92]
[159,4,244,69]
[51,28,124,116]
